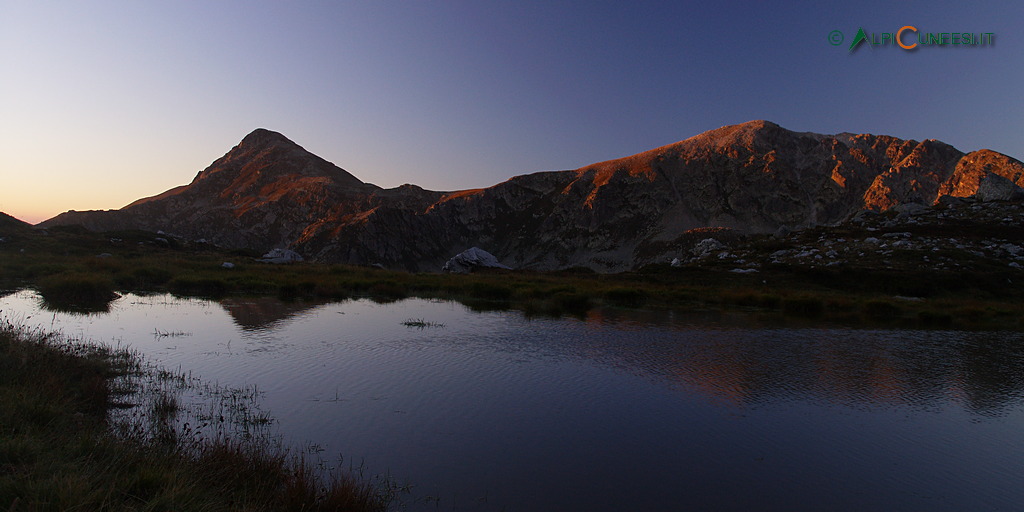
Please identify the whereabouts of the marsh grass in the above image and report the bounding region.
[0,321,391,511]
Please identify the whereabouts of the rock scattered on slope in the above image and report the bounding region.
[676,198,1024,273]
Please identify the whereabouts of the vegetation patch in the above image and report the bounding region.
[36,273,118,312]
[0,321,391,511]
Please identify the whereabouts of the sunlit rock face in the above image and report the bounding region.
[39,121,1024,272]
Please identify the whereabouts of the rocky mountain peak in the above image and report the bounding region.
[189,128,365,190]
[682,119,790,150]
[238,128,300,150]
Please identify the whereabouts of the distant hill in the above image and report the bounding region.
[40,121,1024,271]
[0,211,31,235]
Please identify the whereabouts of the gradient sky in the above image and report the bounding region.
[2,0,1021,224]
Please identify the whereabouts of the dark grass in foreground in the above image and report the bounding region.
[0,322,389,511]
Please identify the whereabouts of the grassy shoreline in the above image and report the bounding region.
[1,225,1023,330]
[0,321,390,511]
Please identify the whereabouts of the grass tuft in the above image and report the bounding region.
[400,318,445,328]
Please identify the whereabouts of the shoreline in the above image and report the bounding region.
[0,321,391,511]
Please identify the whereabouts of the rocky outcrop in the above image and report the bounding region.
[39,122,1024,272]
[442,247,511,273]
[705,197,1024,274]
[259,248,304,264]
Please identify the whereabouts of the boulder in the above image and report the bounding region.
[260,248,304,264]
[935,195,967,207]
[773,225,792,238]
[850,209,880,225]
[691,238,726,259]
[892,202,928,218]
[974,173,1024,202]
[442,247,511,273]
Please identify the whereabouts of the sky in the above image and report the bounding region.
[1,0,1021,224]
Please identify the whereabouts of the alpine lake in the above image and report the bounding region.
[2,289,1023,511]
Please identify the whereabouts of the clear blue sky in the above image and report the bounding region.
[2,0,1021,223]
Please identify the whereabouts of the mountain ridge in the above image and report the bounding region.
[39,121,1024,271]
[0,211,31,234]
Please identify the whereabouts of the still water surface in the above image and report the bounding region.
[2,290,1023,511]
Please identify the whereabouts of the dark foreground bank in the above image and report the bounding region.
[0,321,390,511]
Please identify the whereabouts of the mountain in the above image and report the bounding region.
[0,212,31,235]
[40,121,1024,271]
[40,129,441,250]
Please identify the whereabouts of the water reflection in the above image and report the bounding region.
[4,289,1023,417]
[2,290,1024,511]
[220,296,328,330]
[404,305,1024,417]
